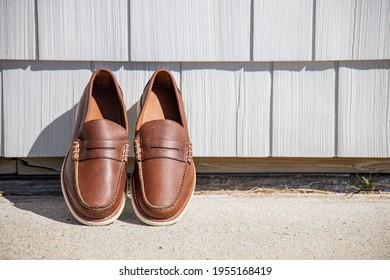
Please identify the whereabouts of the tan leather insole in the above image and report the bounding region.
[142,86,181,124]
[87,87,122,124]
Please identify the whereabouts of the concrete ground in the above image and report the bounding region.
[1,190,389,260]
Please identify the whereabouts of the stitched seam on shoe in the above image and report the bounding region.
[136,134,177,210]
[135,133,190,211]
[138,159,188,211]
[65,154,122,221]
[132,166,193,221]
[73,141,126,211]
[67,180,125,222]
[74,160,124,211]
[66,166,125,222]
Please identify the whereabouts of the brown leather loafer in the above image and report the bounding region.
[61,68,129,226]
[131,69,196,226]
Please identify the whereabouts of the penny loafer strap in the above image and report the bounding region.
[73,139,129,162]
[134,138,192,163]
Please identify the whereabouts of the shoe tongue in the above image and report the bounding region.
[79,119,127,140]
[138,120,188,142]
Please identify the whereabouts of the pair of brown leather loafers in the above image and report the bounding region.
[61,68,196,226]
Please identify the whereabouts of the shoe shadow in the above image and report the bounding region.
[27,105,77,157]
[3,195,80,225]
[127,101,138,153]
[0,177,144,226]
[118,196,144,226]
[0,178,78,224]
[5,194,145,226]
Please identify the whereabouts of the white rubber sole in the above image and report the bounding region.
[60,158,126,226]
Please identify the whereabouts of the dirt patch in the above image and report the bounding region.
[195,187,390,197]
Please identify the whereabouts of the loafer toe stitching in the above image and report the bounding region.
[132,174,192,222]
[137,159,190,212]
[66,180,125,222]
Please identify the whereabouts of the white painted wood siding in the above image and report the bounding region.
[130,0,251,61]
[0,0,36,59]
[316,0,390,60]
[253,0,313,61]
[182,63,271,157]
[38,0,128,60]
[2,0,387,62]
[338,61,390,157]
[2,62,92,157]
[273,62,336,157]
[237,63,272,157]
[181,64,241,156]
[354,0,390,60]
[0,0,389,158]
[315,0,355,60]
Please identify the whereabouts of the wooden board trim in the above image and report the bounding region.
[0,157,388,175]
[194,157,390,173]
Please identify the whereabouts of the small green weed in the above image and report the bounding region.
[345,173,375,192]
[344,170,390,193]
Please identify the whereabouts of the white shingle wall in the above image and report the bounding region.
[2,61,92,157]
[0,0,389,158]
[338,61,390,157]
[253,0,313,61]
[315,0,356,60]
[0,0,36,59]
[236,63,272,157]
[315,0,390,60]
[38,0,129,60]
[353,0,390,60]
[130,0,251,61]
[182,63,248,156]
[272,62,336,157]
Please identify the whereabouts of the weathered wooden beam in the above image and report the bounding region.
[3,157,389,175]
